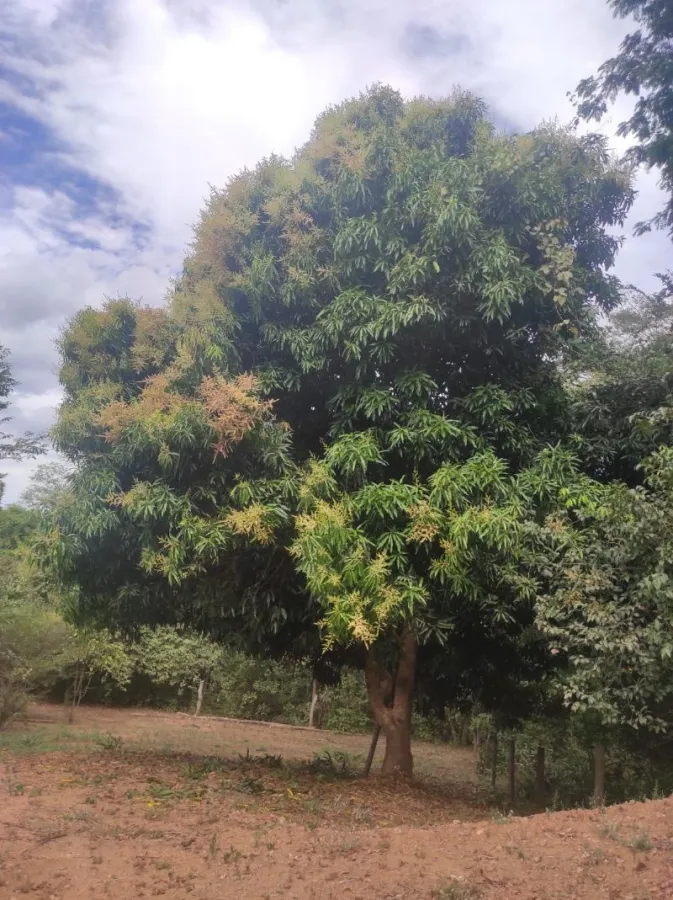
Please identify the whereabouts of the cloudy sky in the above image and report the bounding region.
[0,0,669,502]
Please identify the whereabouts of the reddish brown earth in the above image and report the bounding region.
[1,704,672,899]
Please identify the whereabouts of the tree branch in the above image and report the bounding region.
[365,647,393,728]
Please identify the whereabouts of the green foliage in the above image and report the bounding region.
[574,0,673,235]
[0,346,44,500]
[134,625,223,693]
[46,86,638,773]
[481,720,673,808]
[536,447,673,732]
[57,628,134,716]
[568,279,673,483]
[0,505,40,553]
[319,669,372,732]
[0,599,70,727]
[46,298,300,655]
[20,463,72,513]
[207,652,311,724]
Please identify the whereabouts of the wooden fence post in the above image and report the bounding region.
[593,744,606,806]
[491,733,498,792]
[308,678,319,728]
[194,679,205,716]
[535,745,546,807]
[507,737,516,807]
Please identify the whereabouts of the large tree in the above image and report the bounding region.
[49,87,633,774]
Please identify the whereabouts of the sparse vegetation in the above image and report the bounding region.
[432,879,483,899]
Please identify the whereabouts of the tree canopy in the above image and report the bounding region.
[47,86,637,774]
[574,0,673,235]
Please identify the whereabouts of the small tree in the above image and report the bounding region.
[0,597,71,727]
[0,505,72,727]
[20,462,72,512]
[58,629,133,723]
[568,279,673,484]
[134,625,223,715]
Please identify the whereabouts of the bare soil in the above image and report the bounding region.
[1,704,672,899]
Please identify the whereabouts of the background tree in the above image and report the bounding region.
[574,0,673,235]
[568,276,673,483]
[0,595,70,727]
[537,446,673,734]
[20,462,72,513]
[0,345,44,499]
[134,625,223,715]
[0,488,70,727]
[57,627,133,724]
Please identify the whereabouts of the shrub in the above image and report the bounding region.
[479,718,673,808]
[208,652,311,724]
[0,598,71,728]
[319,670,371,733]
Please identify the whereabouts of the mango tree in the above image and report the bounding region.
[46,87,633,775]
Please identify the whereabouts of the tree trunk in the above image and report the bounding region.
[593,744,606,806]
[308,678,319,728]
[507,737,516,807]
[473,722,480,766]
[195,679,205,717]
[68,675,78,724]
[364,626,416,777]
[535,745,546,807]
[460,716,470,746]
[381,718,413,775]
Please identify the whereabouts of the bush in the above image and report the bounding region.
[0,682,27,729]
[478,718,673,809]
[0,598,71,728]
[208,652,312,724]
[320,670,372,732]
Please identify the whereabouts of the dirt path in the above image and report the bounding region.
[1,705,672,899]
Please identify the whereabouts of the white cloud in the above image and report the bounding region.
[0,0,670,502]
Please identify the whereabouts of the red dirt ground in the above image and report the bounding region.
[1,704,672,899]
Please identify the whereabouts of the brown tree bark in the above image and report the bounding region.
[364,627,416,777]
[68,667,81,725]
